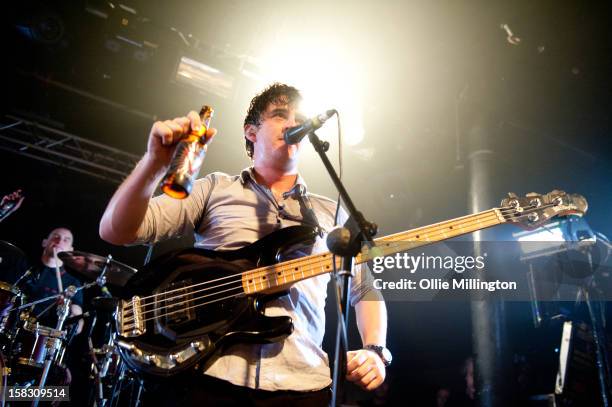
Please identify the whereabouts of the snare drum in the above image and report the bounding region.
[12,318,65,368]
[0,281,20,336]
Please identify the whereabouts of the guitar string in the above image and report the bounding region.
[126,205,524,305]
[123,205,556,325]
[121,209,506,321]
[122,211,506,325]
[122,204,552,323]
[132,210,521,325]
[125,206,560,326]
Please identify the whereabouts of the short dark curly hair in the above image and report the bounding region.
[243,83,302,159]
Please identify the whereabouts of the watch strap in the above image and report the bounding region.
[364,344,392,367]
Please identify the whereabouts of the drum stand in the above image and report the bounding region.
[31,285,75,407]
[30,269,107,406]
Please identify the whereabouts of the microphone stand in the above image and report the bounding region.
[11,267,33,289]
[306,131,378,406]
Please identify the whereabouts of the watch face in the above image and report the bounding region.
[366,345,392,366]
[381,347,392,364]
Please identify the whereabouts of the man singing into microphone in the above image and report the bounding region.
[100,83,389,406]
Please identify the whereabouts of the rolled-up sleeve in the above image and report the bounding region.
[133,174,215,244]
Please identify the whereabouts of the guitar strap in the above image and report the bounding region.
[282,184,325,237]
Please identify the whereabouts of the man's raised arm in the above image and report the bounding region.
[99,112,215,245]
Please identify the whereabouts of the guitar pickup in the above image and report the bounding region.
[162,282,195,324]
[154,280,196,340]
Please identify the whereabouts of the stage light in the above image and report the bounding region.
[513,217,595,260]
[515,223,565,243]
[15,10,65,45]
[174,56,234,99]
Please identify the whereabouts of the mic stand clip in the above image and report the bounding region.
[306,131,378,406]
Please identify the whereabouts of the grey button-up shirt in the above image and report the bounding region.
[135,168,372,391]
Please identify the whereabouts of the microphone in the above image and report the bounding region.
[284,109,336,145]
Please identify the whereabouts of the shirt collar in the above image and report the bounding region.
[240,166,308,191]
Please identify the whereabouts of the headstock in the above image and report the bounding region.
[500,190,588,229]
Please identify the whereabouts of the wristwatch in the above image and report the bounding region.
[364,344,392,367]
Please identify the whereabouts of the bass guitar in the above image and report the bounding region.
[114,190,587,377]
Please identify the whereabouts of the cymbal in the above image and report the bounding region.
[0,240,26,260]
[0,241,28,277]
[58,251,136,287]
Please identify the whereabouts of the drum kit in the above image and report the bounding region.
[0,241,139,406]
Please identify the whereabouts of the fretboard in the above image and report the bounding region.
[241,208,505,294]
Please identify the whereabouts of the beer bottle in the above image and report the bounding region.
[161,105,214,199]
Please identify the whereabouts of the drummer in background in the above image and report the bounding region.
[22,227,84,333]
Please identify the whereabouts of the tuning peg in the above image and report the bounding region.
[570,194,589,213]
[547,189,565,197]
[507,192,518,199]
[524,192,542,207]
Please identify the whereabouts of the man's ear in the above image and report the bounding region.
[42,238,48,249]
[244,124,257,143]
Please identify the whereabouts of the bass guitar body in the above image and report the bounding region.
[115,225,318,378]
